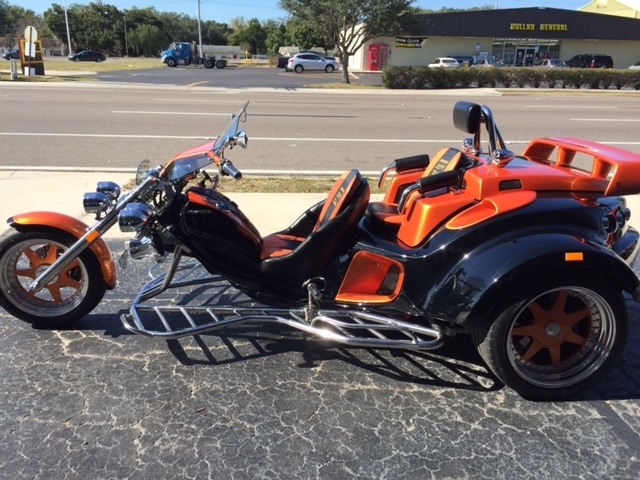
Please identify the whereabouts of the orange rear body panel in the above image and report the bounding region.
[446,190,537,230]
[10,212,117,289]
[391,136,640,247]
[522,136,640,196]
[397,192,476,248]
[336,251,405,304]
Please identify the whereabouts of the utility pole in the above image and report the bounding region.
[124,16,128,56]
[63,0,73,55]
[197,0,203,58]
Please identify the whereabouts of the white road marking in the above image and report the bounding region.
[111,111,230,116]
[570,118,640,122]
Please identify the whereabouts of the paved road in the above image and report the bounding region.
[2,82,640,173]
[96,65,384,89]
[1,79,640,479]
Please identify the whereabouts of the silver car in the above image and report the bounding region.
[286,53,340,73]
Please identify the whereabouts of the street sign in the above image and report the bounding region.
[24,26,38,43]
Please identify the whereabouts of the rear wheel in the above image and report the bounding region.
[325,65,335,73]
[0,229,106,327]
[74,57,80,62]
[215,60,226,69]
[96,57,103,62]
[473,274,628,399]
[203,58,214,69]
[294,65,304,73]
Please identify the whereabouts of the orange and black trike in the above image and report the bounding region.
[1,101,639,399]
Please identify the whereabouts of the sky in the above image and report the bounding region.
[18,0,591,25]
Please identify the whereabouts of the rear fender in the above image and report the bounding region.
[427,233,640,328]
[9,212,117,289]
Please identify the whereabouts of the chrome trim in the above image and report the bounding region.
[83,192,111,214]
[120,254,444,350]
[97,181,121,200]
[377,163,396,189]
[397,183,420,213]
[118,203,155,232]
[29,173,161,292]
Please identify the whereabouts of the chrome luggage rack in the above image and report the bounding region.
[120,248,444,351]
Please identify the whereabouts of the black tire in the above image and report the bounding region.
[215,60,226,69]
[203,58,214,69]
[0,228,107,327]
[473,273,628,399]
[96,57,103,62]
[325,65,335,73]
[166,57,177,67]
[74,57,80,62]
[294,65,304,73]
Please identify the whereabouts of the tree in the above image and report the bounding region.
[279,0,413,83]
[287,22,329,52]
[228,17,267,54]
[0,0,11,37]
[265,22,289,54]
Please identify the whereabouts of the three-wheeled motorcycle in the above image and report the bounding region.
[1,100,639,399]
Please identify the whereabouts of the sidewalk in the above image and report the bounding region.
[0,169,326,239]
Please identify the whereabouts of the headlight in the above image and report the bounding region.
[83,192,111,215]
[119,203,155,232]
[97,181,121,200]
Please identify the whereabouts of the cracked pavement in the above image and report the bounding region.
[1,240,639,479]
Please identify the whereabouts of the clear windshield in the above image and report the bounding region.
[163,101,249,182]
[213,100,249,157]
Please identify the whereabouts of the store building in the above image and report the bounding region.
[350,7,640,70]
[580,0,640,18]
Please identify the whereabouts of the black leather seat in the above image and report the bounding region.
[260,169,370,280]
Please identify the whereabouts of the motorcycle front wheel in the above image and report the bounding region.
[474,273,628,399]
[0,228,107,327]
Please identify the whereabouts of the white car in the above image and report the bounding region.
[286,53,340,73]
[428,57,459,68]
[628,60,640,69]
[534,59,568,68]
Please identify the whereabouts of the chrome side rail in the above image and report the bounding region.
[120,253,444,351]
[121,305,444,351]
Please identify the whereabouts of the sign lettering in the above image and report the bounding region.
[509,23,568,32]
[395,37,426,48]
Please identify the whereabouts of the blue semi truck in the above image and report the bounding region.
[161,42,227,69]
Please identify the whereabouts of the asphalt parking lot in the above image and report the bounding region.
[1,236,639,479]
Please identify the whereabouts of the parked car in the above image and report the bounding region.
[276,56,289,68]
[2,48,19,60]
[68,50,106,62]
[428,57,459,68]
[565,54,613,69]
[473,59,502,68]
[298,50,336,60]
[534,59,568,68]
[450,55,474,66]
[628,60,640,70]
[286,53,339,73]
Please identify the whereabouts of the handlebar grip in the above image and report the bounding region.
[416,170,459,194]
[221,161,242,180]
[394,154,430,173]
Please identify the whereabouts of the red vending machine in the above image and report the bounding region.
[368,44,390,71]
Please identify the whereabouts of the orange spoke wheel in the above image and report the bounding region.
[0,229,106,327]
[474,275,628,399]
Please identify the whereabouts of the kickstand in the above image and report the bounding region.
[302,277,325,322]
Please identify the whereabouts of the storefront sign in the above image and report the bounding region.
[395,37,426,48]
[510,23,568,32]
